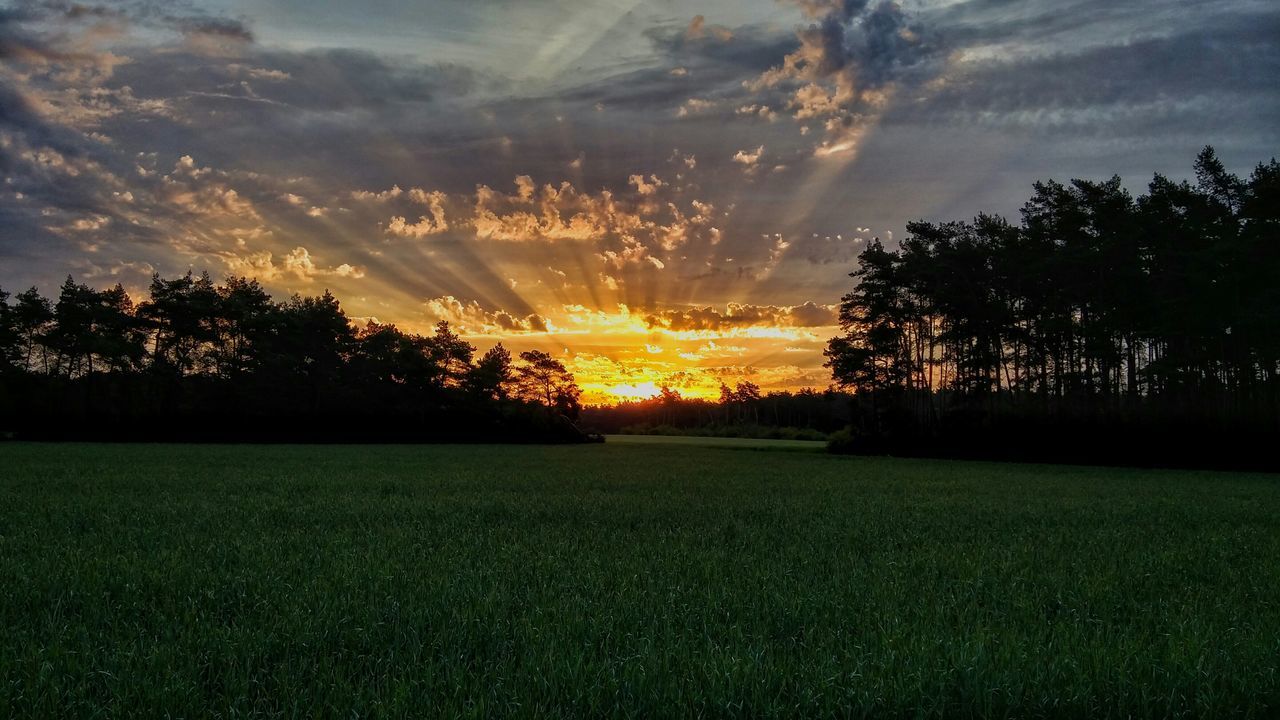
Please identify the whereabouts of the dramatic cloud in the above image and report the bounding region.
[466,175,723,263]
[745,0,940,156]
[423,295,548,335]
[0,0,1275,399]
[644,302,837,332]
[224,245,365,283]
[732,145,765,175]
[385,189,449,238]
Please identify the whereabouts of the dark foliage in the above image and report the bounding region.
[581,383,851,439]
[825,148,1280,470]
[0,274,588,443]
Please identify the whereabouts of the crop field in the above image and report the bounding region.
[1,439,1278,718]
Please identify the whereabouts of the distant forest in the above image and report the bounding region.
[581,383,853,441]
[823,147,1279,469]
[0,275,588,442]
[2,147,1276,466]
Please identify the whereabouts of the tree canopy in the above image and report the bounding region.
[823,148,1280,469]
[0,274,586,443]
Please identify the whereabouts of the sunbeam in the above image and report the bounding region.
[2,0,1273,404]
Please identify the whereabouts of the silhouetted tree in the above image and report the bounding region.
[210,276,275,379]
[12,287,53,374]
[824,238,913,404]
[824,147,1280,468]
[659,385,682,404]
[0,287,16,371]
[466,343,513,401]
[514,350,582,420]
[581,385,851,439]
[429,321,474,389]
[46,277,142,376]
[0,275,591,443]
[138,271,220,375]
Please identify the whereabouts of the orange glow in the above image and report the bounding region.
[603,382,662,401]
[362,298,839,405]
[409,305,840,405]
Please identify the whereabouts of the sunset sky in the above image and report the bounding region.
[2,0,1277,402]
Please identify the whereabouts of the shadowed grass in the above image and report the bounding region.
[1,441,1277,717]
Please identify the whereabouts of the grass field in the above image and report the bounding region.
[1,440,1278,718]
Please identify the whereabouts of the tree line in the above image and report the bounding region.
[824,147,1280,469]
[580,382,852,440]
[0,273,589,442]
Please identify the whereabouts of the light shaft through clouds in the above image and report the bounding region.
[1,0,1276,401]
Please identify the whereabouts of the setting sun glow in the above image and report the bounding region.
[603,382,664,401]
[0,0,1267,410]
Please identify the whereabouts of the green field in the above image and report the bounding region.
[1,440,1278,718]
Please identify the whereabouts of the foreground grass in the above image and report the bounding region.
[0,441,1277,718]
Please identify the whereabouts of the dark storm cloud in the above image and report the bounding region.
[255,51,481,109]
[928,0,1260,49]
[735,0,945,154]
[792,0,872,23]
[555,22,798,114]
[4,0,254,39]
[645,21,798,74]
[894,11,1280,135]
[0,5,83,63]
[0,83,135,230]
[791,232,862,266]
[2,0,1278,320]
[788,1,940,88]
[170,16,253,43]
[847,2,936,87]
[61,3,126,20]
[104,47,484,113]
[0,80,41,136]
[559,64,731,112]
[0,3,497,211]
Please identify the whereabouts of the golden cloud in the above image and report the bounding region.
[644,302,837,332]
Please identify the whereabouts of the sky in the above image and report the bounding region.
[1,0,1277,403]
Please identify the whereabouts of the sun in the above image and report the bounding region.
[604,382,662,401]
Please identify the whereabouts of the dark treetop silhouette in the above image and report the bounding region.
[581,383,852,441]
[822,147,1280,470]
[0,275,588,442]
[2,147,1276,464]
